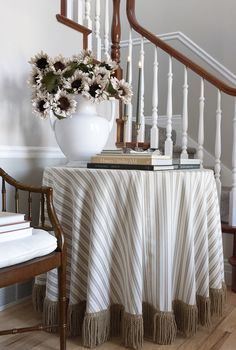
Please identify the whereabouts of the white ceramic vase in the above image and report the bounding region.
[50,95,115,165]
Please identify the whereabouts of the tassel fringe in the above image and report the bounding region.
[173,300,198,337]
[123,312,143,350]
[82,309,110,348]
[42,297,58,333]
[153,311,177,345]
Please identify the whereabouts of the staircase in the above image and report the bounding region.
[56,0,236,291]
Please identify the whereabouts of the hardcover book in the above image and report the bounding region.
[87,163,175,171]
[174,164,201,170]
[0,220,31,233]
[91,155,172,166]
[0,212,25,225]
[173,158,202,165]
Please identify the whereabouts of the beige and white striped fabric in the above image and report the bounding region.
[35,167,225,348]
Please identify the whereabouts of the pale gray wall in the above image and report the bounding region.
[0,0,83,309]
[0,0,83,148]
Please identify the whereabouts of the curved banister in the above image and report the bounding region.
[56,14,92,49]
[126,0,236,96]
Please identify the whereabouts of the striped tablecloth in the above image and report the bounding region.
[34,167,225,349]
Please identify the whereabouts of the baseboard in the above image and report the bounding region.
[0,295,31,312]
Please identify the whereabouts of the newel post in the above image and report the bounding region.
[111,0,122,80]
[111,0,123,144]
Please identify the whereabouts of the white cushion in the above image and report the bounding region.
[0,229,57,268]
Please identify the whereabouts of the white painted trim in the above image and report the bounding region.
[0,145,65,159]
[120,32,236,85]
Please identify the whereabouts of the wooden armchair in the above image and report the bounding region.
[0,168,66,350]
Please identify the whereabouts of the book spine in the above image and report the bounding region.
[177,165,200,169]
[91,156,153,165]
[0,214,25,225]
[0,221,30,233]
[87,163,156,171]
[91,156,172,166]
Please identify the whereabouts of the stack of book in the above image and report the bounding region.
[87,149,202,171]
[0,212,32,243]
[173,158,201,169]
[87,150,174,171]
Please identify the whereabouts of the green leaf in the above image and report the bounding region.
[42,71,60,93]
[53,111,66,120]
[106,82,117,95]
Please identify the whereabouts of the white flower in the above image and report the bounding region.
[100,59,118,73]
[94,66,111,86]
[52,90,77,118]
[29,51,49,70]
[50,55,67,72]
[82,77,108,103]
[115,79,133,103]
[32,92,51,119]
[27,67,42,90]
[65,70,88,93]
[76,49,94,64]
[28,50,133,120]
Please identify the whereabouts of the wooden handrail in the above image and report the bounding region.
[126,0,236,96]
[57,1,92,49]
[56,14,92,49]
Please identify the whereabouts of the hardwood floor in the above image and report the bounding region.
[0,290,236,350]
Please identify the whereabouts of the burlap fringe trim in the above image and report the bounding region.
[153,310,177,345]
[173,300,198,337]
[123,312,143,350]
[67,301,86,336]
[196,295,211,327]
[82,309,110,348]
[210,283,227,317]
[32,284,46,312]
[37,284,226,348]
[43,297,58,333]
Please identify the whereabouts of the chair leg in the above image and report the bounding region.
[229,234,236,292]
[58,261,67,350]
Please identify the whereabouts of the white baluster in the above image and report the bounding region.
[124,28,133,143]
[104,0,110,60]
[165,56,173,157]
[84,0,92,50]
[197,78,205,165]
[67,0,73,20]
[95,0,101,60]
[181,66,189,159]
[215,90,222,200]
[229,98,236,225]
[150,46,159,149]
[138,37,145,143]
[77,0,84,24]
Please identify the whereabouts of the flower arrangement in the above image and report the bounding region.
[29,50,132,119]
